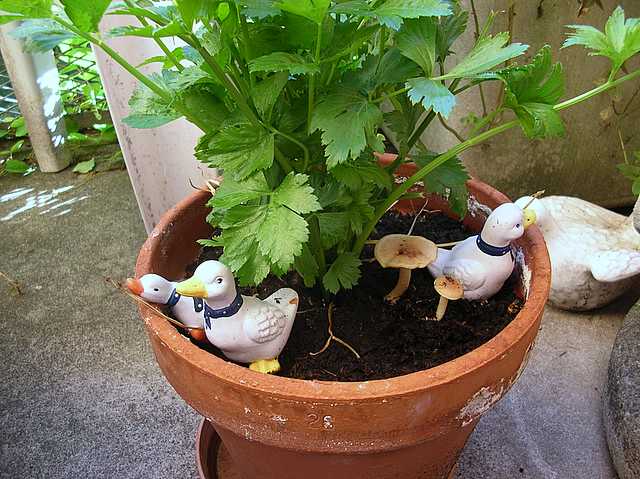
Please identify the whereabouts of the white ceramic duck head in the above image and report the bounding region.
[481,203,533,244]
[515,196,551,232]
[175,260,237,308]
[127,274,175,303]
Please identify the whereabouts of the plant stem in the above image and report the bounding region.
[309,216,327,276]
[183,34,261,128]
[373,86,409,104]
[274,146,294,174]
[354,67,640,257]
[307,23,323,135]
[124,0,184,72]
[554,68,640,111]
[54,16,171,102]
[353,120,518,255]
[270,127,310,168]
[406,109,436,151]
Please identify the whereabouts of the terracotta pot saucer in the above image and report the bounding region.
[195,419,459,479]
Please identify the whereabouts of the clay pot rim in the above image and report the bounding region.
[136,176,550,402]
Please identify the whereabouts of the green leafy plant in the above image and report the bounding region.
[618,151,640,195]
[6,1,639,293]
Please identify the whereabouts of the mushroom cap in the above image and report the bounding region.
[434,276,464,300]
[374,234,438,269]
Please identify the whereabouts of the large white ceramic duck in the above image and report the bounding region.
[175,260,298,374]
[126,274,206,340]
[515,195,640,311]
[427,203,535,300]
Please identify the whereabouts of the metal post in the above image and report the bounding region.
[0,21,70,173]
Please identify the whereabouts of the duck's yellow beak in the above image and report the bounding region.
[175,277,207,298]
[523,208,537,229]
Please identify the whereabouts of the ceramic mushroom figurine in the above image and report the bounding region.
[175,260,298,374]
[514,194,640,310]
[428,202,535,300]
[374,234,438,303]
[432,276,464,320]
[126,274,206,341]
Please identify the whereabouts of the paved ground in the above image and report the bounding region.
[1,169,637,479]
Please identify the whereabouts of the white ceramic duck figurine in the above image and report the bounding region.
[175,260,299,374]
[427,203,535,300]
[126,274,206,340]
[515,195,640,311]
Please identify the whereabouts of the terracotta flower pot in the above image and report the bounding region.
[135,159,551,479]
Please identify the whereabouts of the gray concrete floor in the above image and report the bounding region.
[0,169,636,479]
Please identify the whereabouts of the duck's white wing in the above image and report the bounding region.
[591,250,640,282]
[243,303,286,344]
[443,259,486,292]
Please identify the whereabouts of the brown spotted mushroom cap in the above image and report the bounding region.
[374,234,438,269]
[434,276,464,300]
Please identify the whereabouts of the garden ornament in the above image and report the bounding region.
[427,202,534,300]
[515,195,640,311]
[175,260,299,374]
[431,276,464,320]
[126,274,206,341]
[374,234,438,303]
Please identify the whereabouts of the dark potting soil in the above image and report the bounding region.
[184,211,523,382]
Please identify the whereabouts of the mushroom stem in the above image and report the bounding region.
[435,296,449,321]
[385,268,412,303]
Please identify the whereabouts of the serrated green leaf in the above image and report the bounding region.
[72,158,96,174]
[397,17,437,75]
[251,72,288,118]
[316,211,350,249]
[123,76,180,129]
[322,252,361,293]
[406,77,455,118]
[272,173,321,214]
[294,245,319,287]
[498,46,565,139]
[249,52,319,75]
[240,0,281,19]
[374,0,451,30]
[10,19,73,52]
[339,185,375,235]
[257,206,309,269]
[311,90,383,167]
[438,32,528,80]
[179,85,229,132]
[330,159,392,190]
[414,153,469,217]
[60,0,109,32]
[436,6,468,61]
[212,175,270,209]
[564,7,640,74]
[633,178,640,196]
[0,0,52,18]
[275,0,329,25]
[175,0,209,29]
[200,122,275,180]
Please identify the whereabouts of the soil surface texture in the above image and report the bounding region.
[185,211,522,381]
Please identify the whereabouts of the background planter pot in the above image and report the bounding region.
[419,0,640,208]
[135,174,551,479]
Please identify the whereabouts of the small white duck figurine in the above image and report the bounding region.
[515,195,640,311]
[126,274,206,340]
[428,203,535,300]
[175,260,299,374]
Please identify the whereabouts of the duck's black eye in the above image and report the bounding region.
[516,224,521,228]
[216,277,223,284]
[153,288,159,291]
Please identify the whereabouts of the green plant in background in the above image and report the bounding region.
[0,116,32,175]
[4,1,639,293]
[618,151,640,195]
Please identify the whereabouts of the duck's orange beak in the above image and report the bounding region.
[126,278,144,295]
